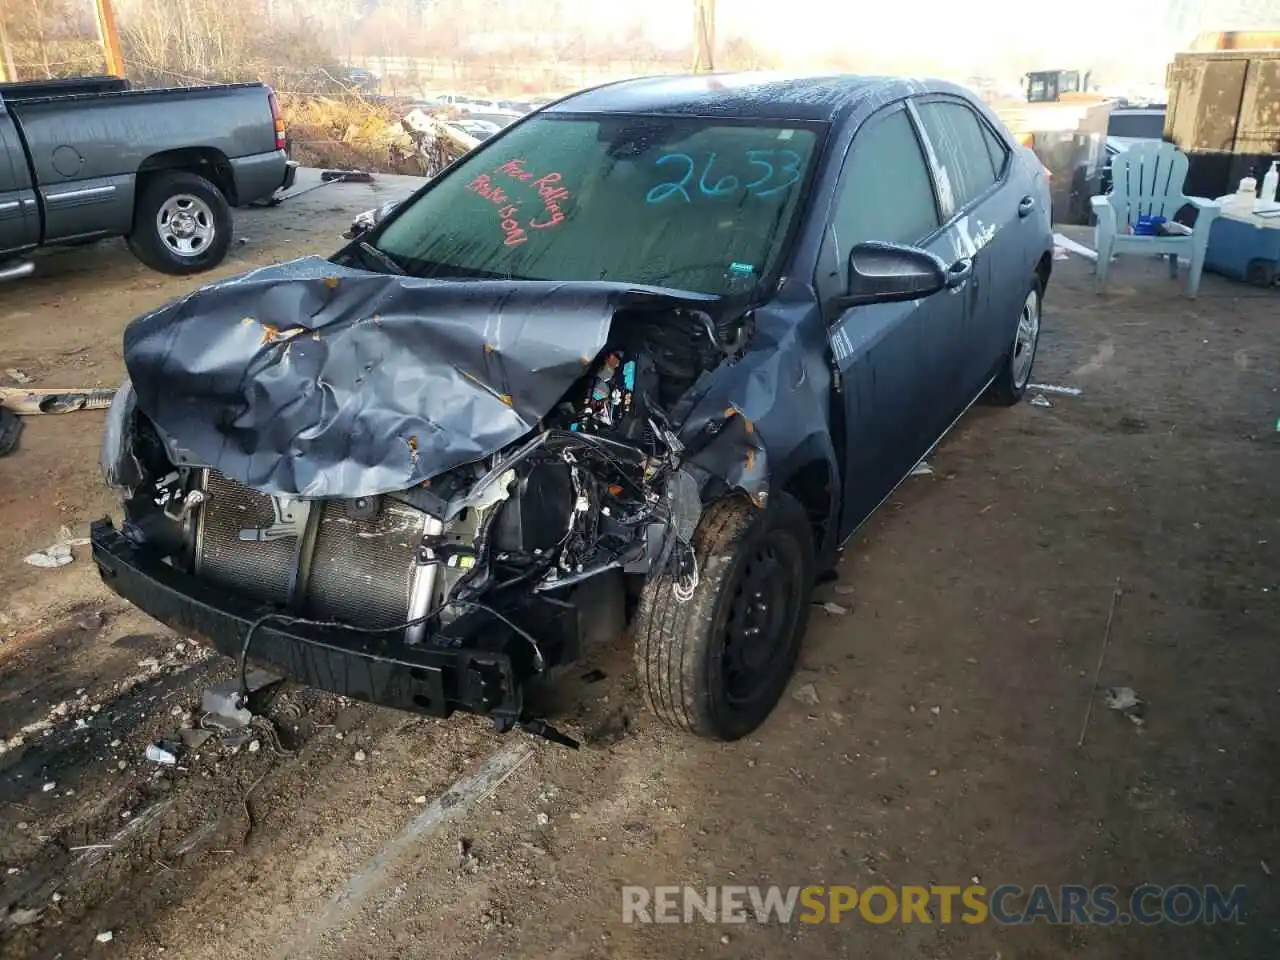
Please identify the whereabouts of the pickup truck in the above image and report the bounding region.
[0,75,296,278]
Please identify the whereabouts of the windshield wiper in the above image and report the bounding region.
[356,241,405,276]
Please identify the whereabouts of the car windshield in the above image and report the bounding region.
[371,114,820,296]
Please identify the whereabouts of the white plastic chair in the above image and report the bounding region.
[1090,141,1221,299]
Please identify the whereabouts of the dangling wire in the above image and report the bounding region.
[671,541,699,604]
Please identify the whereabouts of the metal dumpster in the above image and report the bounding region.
[1165,50,1280,200]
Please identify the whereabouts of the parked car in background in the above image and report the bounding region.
[444,117,502,141]
[95,74,1053,746]
[1102,104,1168,195]
[466,109,524,130]
[1107,104,1167,148]
[342,68,379,96]
[0,75,293,279]
[420,92,468,109]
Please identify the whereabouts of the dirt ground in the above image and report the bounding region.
[1,177,1277,960]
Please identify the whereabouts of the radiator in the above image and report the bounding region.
[194,471,438,631]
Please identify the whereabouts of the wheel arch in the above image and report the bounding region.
[776,453,841,573]
[1035,248,1052,293]
[135,148,236,219]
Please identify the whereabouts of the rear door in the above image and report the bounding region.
[912,97,1028,401]
[818,103,966,538]
[0,97,39,255]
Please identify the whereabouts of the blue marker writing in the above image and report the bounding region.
[647,148,804,204]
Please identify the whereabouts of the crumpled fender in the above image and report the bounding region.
[675,292,838,516]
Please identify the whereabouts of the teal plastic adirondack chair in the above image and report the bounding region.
[1090,141,1222,298]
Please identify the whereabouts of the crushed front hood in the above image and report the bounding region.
[124,257,714,499]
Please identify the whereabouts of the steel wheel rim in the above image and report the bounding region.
[722,535,800,708]
[1012,289,1040,388]
[157,194,215,258]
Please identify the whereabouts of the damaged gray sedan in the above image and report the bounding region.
[93,74,1053,744]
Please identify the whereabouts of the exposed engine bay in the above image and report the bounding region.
[97,260,761,743]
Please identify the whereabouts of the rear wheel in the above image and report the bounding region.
[986,278,1042,406]
[633,493,815,740]
[127,171,232,275]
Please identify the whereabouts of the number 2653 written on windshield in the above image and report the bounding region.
[646,149,802,204]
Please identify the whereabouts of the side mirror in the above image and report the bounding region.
[837,242,948,309]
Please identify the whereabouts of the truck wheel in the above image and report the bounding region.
[634,493,815,740]
[986,277,1042,406]
[127,172,232,275]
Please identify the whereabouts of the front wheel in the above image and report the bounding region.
[986,278,1042,406]
[127,172,232,275]
[633,493,815,740]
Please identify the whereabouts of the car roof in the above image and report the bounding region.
[545,72,960,123]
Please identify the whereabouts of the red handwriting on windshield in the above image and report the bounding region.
[469,159,573,247]
[466,173,526,246]
[494,158,570,230]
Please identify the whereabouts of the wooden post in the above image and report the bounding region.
[693,0,715,73]
[94,0,126,78]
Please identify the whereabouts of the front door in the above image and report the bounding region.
[817,103,969,540]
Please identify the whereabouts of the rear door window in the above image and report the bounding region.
[915,100,1002,218]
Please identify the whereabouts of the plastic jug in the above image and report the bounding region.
[1263,161,1280,205]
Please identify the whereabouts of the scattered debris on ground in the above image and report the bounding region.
[1027,383,1083,397]
[792,682,821,705]
[1053,232,1099,262]
[0,386,116,415]
[1030,393,1053,408]
[1105,686,1146,727]
[1077,578,1125,748]
[22,525,92,568]
[23,541,72,568]
[144,742,179,765]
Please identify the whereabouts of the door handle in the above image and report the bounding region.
[945,257,973,289]
[1018,195,1036,218]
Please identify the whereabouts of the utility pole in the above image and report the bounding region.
[693,0,715,73]
[94,0,126,78]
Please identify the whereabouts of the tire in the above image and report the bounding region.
[127,171,232,275]
[986,277,1042,406]
[633,492,815,740]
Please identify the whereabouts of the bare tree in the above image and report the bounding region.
[0,0,100,78]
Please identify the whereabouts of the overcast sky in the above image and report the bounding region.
[558,0,1275,79]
